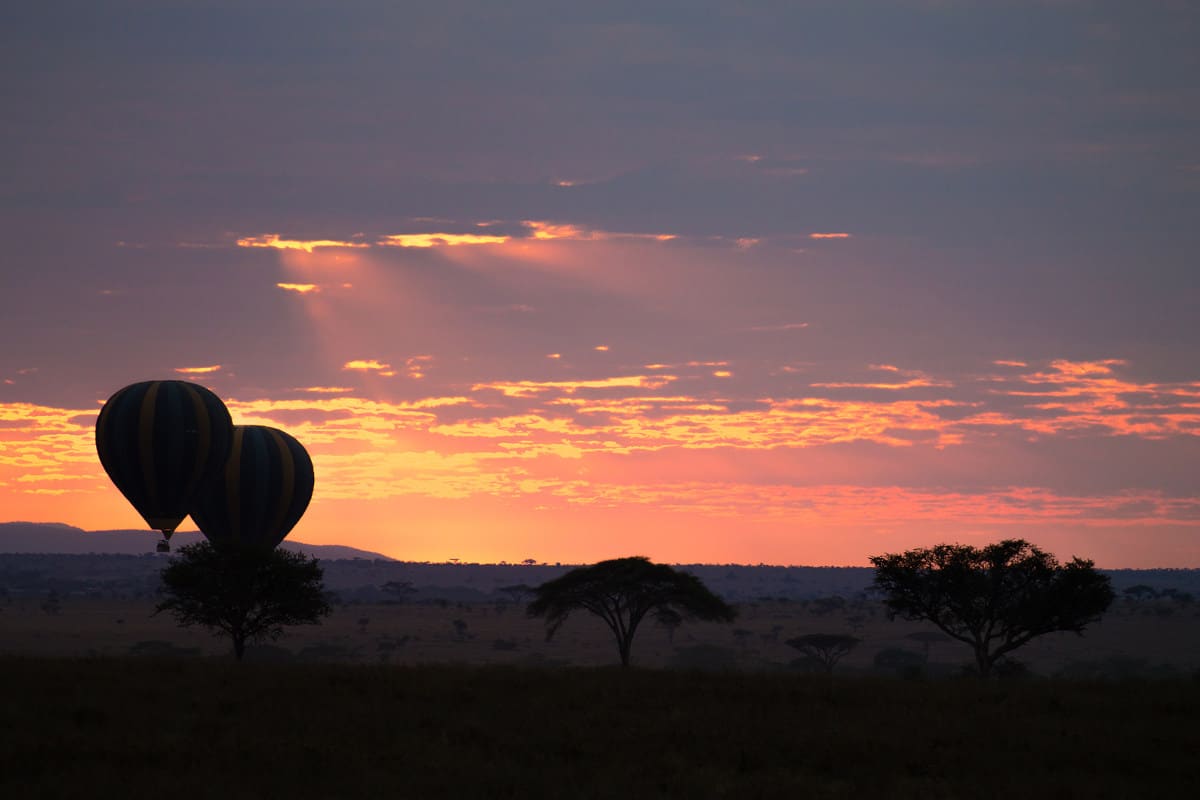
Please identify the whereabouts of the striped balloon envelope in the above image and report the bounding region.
[95,380,234,542]
[190,425,315,551]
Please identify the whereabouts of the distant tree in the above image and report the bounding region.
[527,556,736,667]
[1123,585,1158,602]
[871,539,1114,678]
[451,618,470,640]
[381,580,416,604]
[786,633,860,674]
[156,542,332,661]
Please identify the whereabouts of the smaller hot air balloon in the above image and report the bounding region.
[190,425,315,551]
[95,380,234,552]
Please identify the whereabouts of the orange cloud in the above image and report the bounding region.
[809,232,851,239]
[174,365,221,375]
[343,359,396,377]
[277,283,320,294]
[472,374,675,398]
[406,355,433,380]
[521,220,675,242]
[377,233,510,248]
[237,234,369,253]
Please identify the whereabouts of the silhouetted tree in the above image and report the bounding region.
[381,580,416,604]
[786,633,860,673]
[871,539,1114,677]
[156,542,331,660]
[527,556,736,667]
[1123,584,1157,602]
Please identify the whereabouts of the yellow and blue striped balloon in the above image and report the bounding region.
[95,380,234,537]
[190,425,314,551]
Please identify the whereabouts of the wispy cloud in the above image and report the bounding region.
[174,365,221,375]
[237,234,369,253]
[809,232,852,239]
[342,359,396,377]
[377,232,510,248]
[276,283,320,294]
[748,322,809,332]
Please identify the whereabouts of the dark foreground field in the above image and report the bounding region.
[2,659,1197,799]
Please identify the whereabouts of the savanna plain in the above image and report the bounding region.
[2,556,1199,798]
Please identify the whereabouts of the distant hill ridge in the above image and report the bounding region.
[0,522,391,561]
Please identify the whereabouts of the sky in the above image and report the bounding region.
[2,1,1198,567]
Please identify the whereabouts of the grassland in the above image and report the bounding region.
[4,591,1198,679]
[2,656,1197,799]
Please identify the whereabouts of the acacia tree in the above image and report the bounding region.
[871,539,1114,677]
[527,556,736,667]
[785,633,860,674]
[156,542,332,660]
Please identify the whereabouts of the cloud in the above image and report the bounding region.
[471,374,675,398]
[237,234,369,253]
[377,233,510,248]
[521,220,676,242]
[342,359,396,377]
[277,283,320,294]
[174,365,221,375]
[808,232,851,239]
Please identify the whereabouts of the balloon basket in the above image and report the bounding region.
[156,540,170,553]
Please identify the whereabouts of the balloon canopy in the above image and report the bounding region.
[190,425,315,551]
[95,380,234,536]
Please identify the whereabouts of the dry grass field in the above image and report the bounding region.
[1,657,1197,799]
[3,591,1197,677]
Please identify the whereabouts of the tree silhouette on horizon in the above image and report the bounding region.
[156,542,331,660]
[871,539,1114,677]
[527,556,736,667]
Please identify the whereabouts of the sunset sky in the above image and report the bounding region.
[2,2,1198,567]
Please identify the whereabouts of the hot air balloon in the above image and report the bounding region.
[190,425,314,552]
[95,380,234,552]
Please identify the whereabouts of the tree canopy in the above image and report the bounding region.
[870,539,1114,677]
[156,541,332,660]
[785,633,860,674]
[527,556,736,667]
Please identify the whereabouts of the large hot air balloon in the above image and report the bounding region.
[95,380,234,551]
[190,425,314,551]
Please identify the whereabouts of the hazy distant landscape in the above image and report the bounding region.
[4,524,1198,679]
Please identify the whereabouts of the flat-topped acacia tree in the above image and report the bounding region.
[527,556,737,667]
